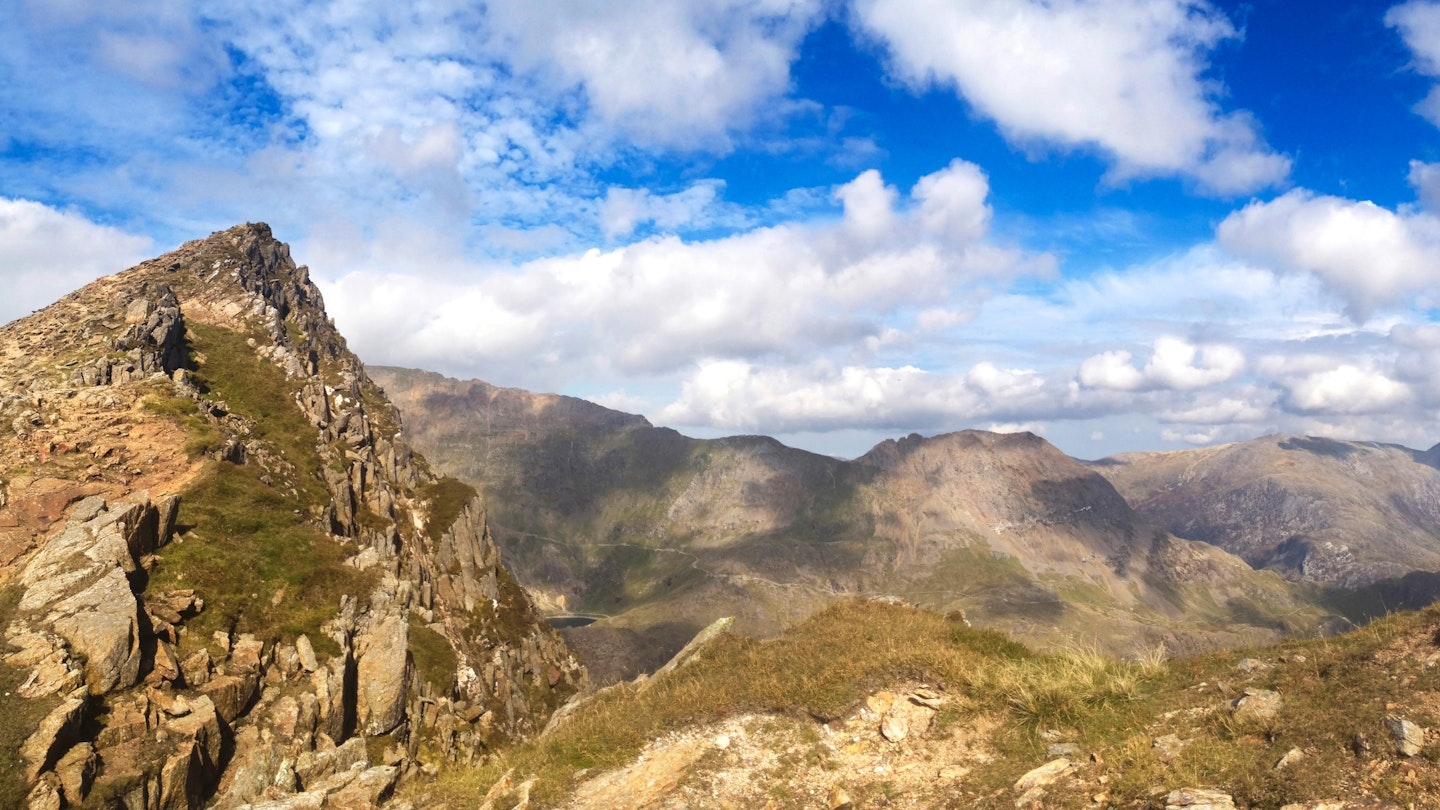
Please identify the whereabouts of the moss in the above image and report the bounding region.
[417,477,478,543]
[409,616,458,693]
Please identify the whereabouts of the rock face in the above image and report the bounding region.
[0,224,584,808]
[1092,435,1440,590]
[368,367,1337,672]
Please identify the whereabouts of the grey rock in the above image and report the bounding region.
[1385,715,1424,757]
[1166,788,1237,809]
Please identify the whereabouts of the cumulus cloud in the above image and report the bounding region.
[1077,337,1244,392]
[324,162,1044,386]
[483,0,825,149]
[1216,189,1440,320]
[656,359,1056,432]
[1285,365,1412,414]
[1388,0,1440,127]
[850,0,1289,193]
[0,198,153,325]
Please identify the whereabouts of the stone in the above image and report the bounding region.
[1235,658,1271,673]
[198,673,259,723]
[22,696,87,781]
[880,712,908,742]
[159,741,205,810]
[26,774,62,810]
[54,742,96,805]
[324,765,400,809]
[166,694,223,769]
[1153,734,1189,759]
[1166,788,1237,809]
[1231,688,1283,724]
[356,610,410,735]
[1274,747,1305,770]
[828,785,854,809]
[181,648,212,686]
[1013,758,1072,792]
[295,634,319,672]
[1047,742,1082,758]
[1385,715,1424,757]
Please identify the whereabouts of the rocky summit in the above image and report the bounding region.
[0,224,584,809]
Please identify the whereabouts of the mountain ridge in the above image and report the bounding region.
[0,225,584,808]
[369,366,1337,684]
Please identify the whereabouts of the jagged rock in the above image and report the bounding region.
[160,740,206,810]
[356,607,410,736]
[22,696,87,781]
[828,785,854,810]
[1384,715,1424,756]
[199,673,260,724]
[167,694,223,772]
[26,774,62,810]
[1231,688,1283,724]
[324,765,400,809]
[55,742,96,805]
[1166,788,1237,809]
[182,648,213,687]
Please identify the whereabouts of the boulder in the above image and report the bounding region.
[356,611,410,736]
[22,696,87,781]
[1231,688,1282,724]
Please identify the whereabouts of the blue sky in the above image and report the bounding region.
[5,0,1440,460]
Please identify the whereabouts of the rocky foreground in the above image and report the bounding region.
[0,224,584,808]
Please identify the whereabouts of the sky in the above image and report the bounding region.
[4,0,1440,460]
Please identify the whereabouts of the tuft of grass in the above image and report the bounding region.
[417,477,478,543]
[409,615,458,693]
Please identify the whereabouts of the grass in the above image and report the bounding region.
[152,461,374,657]
[417,477,478,543]
[145,321,374,657]
[410,615,458,693]
[432,599,1165,807]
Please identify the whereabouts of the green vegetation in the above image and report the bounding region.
[147,321,372,656]
[417,477,478,542]
[153,461,373,656]
[428,598,1440,809]
[434,600,1164,806]
[409,615,458,693]
[0,585,64,810]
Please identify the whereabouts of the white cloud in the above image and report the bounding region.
[1285,365,1412,415]
[1388,1,1440,127]
[483,0,826,149]
[1077,337,1243,392]
[323,163,1043,388]
[0,198,153,325]
[1217,189,1440,320]
[851,0,1289,193]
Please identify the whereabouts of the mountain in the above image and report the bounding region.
[0,225,584,809]
[369,368,1337,683]
[1092,434,1440,592]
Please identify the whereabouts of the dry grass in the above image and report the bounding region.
[429,599,1166,807]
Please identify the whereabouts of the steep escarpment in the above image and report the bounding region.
[369,369,1335,680]
[1093,435,1440,590]
[0,225,583,809]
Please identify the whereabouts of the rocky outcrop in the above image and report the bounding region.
[1,224,584,808]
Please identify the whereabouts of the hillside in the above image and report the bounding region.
[0,225,584,808]
[425,597,1440,810]
[1093,435,1440,593]
[369,368,1337,683]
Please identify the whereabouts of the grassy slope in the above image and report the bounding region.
[429,599,1440,809]
[148,322,374,656]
